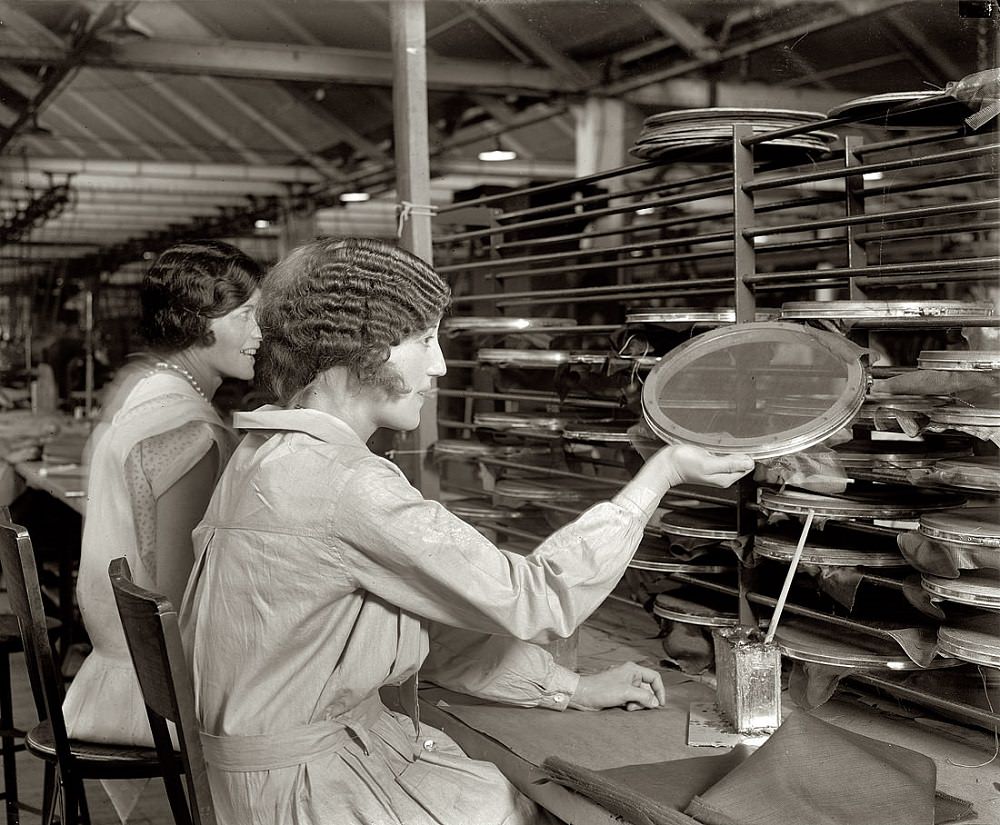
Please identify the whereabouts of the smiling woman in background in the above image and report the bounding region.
[62,239,263,820]
[180,236,753,825]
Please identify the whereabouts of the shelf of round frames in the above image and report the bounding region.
[430,93,1000,731]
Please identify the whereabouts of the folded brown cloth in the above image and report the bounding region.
[685,712,972,825]
[661,622,715,675]
[799,563,865,611]
[788,660,851,709]
[902,575,948,619]
[881,625,940,668]
[898,531,999,578]
[543,713,975,825]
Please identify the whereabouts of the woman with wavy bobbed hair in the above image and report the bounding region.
[63,239,263,819]
[180,237,752,825]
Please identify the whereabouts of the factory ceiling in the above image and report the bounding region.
[0,0,995,285]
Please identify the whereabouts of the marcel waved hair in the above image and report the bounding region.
[140,239,264,350]
[257,236,451,404]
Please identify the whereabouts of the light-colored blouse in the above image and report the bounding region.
[180,406,655,825]
[62,372,232,819]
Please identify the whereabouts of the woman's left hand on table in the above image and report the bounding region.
[568,662,665,712]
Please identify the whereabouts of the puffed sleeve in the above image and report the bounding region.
[423,623,580,710]
[331,458,652,644]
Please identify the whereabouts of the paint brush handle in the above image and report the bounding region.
[763,509,815,645]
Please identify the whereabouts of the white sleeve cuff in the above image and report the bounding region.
[612,485,663,521]
[537,665,581,711]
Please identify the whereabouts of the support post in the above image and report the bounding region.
[391,0,439,498]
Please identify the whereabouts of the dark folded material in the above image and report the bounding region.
[898,531,999,578]
[543,713,975,825]
[661,622,715,675]
[685,712,950,825]
[800,563,865,611]
[788,660,851,709]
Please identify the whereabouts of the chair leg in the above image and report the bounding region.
[0,653,17,825]
[75,780,89,825]
[162,768,194,825]
[43,773,60,825]
[62,775,93,825]
[40,763,55,825]
[57,552,74,666]
[58,778,77,825]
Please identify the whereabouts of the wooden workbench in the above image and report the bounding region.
[416,598,1000,825]
[13,460,87,516]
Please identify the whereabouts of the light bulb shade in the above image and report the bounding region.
[339,191,371,203]
[478,148,518,162]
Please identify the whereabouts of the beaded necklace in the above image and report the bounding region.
[153,361,208,401]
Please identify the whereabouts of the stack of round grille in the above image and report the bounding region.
[631,108,836,163]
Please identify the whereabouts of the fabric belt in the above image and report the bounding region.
[200,692,384,772]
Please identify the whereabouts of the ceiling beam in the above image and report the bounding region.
[432,159,575,180]
[0,157,325,183]
[0,38,562,93]
[37,103,128,159]
[42,217,202,229]
[155,2,388,172]
[0,66,92,157]
[0,242,101,254]
[882,8,966,84]
[633,1,719,60]
[58,88,168,161]
[473,5,595,88]
[47,202,229,218]
[282,86,392,163]
[779,52,907,88]
[0,1,122,152]
[196,76,347,181]
[0,188,256,207]
[604,0,911,96]
[467,96,536,159]
[130,71,268,165]
[3,172,299,197]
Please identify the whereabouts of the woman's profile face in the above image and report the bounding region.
[202,289,263,381]
[373,321,447,432]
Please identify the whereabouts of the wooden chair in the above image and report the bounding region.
[0,512,163,825]
[109,557,216,825]
[0,505,42,825]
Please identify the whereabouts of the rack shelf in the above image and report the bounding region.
[431,96,999,732]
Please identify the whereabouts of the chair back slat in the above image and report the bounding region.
[109,557,217,825]
[0,508,75,767]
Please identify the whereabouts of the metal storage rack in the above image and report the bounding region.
[429,99,1000,730]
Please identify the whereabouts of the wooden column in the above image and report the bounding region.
[391,1,434,265]
[574,98,630,289]
[574,97,628,177]
[390,0,439,498]
[277,198,318,258]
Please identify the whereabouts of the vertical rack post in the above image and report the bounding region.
[732,124,757,325]
[732,124,758,628]
[83,288,94,418]
[843,135,868,301]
